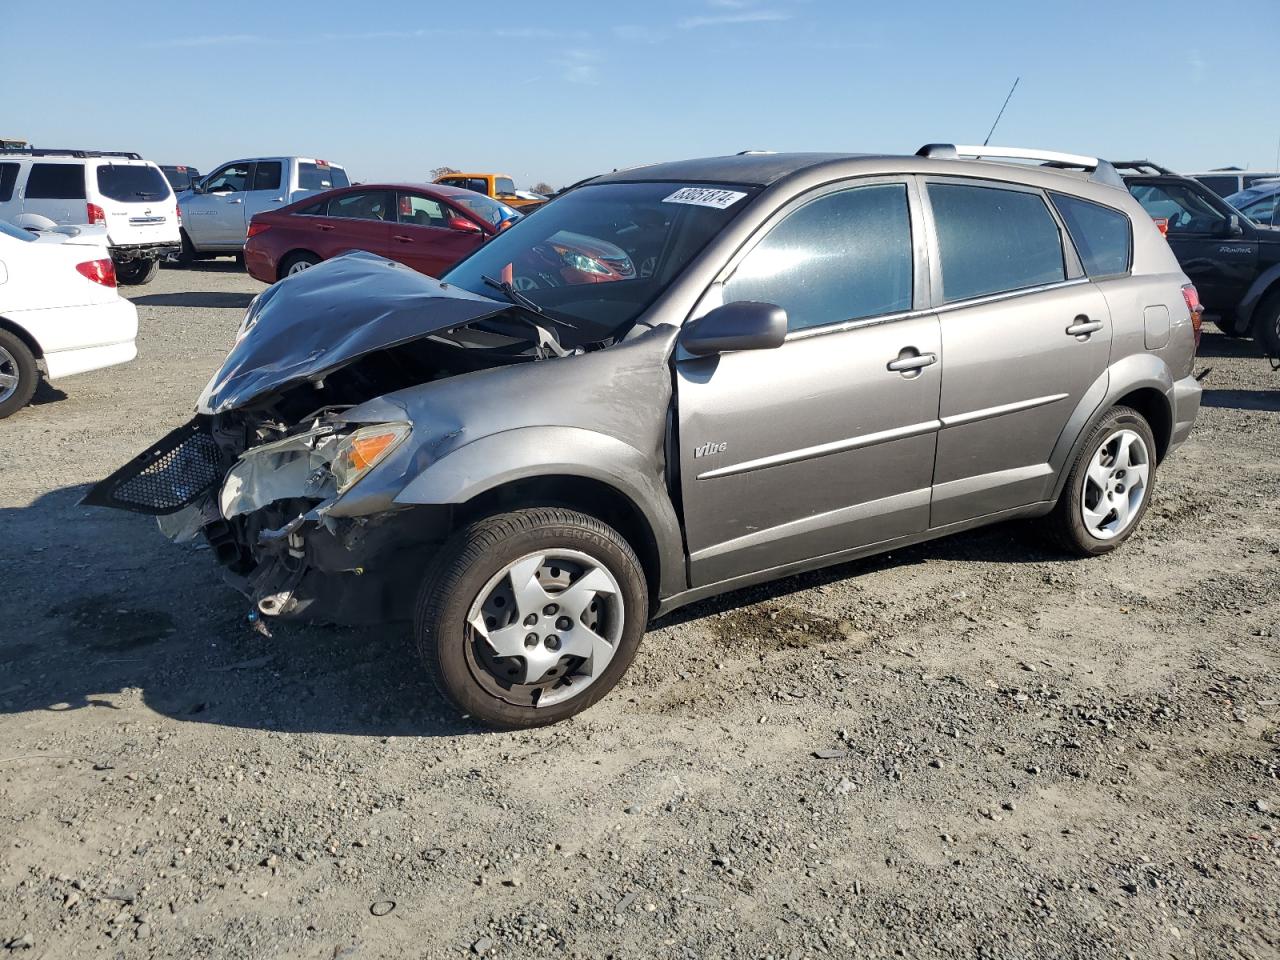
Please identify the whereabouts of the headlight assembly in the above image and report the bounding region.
[331,423,412,493]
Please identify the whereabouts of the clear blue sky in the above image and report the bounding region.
[8,0,1278,189]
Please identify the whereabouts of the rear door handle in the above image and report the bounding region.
[226,198,244,204]
[316,224,334,232]
[887,352,937,373]
[392,234,413,243]
[1066,317,1103,338]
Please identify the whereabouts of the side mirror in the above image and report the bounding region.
[1217,213,1243,237]
[679,301,788,357]
[189,180,204,195]
[448,216,484,234]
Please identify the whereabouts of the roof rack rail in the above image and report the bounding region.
[0,148,143,160]
[1109,159,1179,176]
[916,143,1124,188]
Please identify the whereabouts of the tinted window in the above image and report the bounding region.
[204,163,251,193]
[160,165,199,191]
[326,190,393,221]
[495,177,516,195]
[26,163,86,200]
[298,162,346,191]
[0,163,17,202]
[726,184,913,332]
[928,183,1065,302]
[96,164,171,202]
[1051,193,1132,277]
[295,199,325,216]
[1195,176,1238,197]
[1127,182,1226,233]
[252,161,282,191]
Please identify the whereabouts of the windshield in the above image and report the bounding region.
[96,164,172,202]
[455,193,521,227]
[0,220,36,242]
[442,181,758,342]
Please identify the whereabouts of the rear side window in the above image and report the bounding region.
[928,183,1065,302]
[295,199,326,216]
[96,164,171,202]
[26,163,86,200]
[726,183,913,333]
[298,162,347,191]
[252,161,282,191]
[326,190,393,221]
[1050,193,1132,277]
[0,163,18,202]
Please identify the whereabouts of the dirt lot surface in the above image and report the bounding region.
[2,263,1278,959]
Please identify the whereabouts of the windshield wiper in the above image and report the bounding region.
[480,275,571,358]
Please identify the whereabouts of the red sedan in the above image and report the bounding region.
[243,182,523,283]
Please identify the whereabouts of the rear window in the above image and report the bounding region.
[298,162,349,191]
[928,182,1065,302]
[96,163,172,203]
[1050,193,1132,277]
[26,163,86,200]
[0,220,35,242]
[160,165,200,191]
[0,162,18,202]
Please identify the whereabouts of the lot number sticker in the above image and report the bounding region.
[663,187,748,209]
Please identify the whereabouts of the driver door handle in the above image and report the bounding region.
[1066,317,1103,338]
[226,198,243,204]
[887,352,937,372]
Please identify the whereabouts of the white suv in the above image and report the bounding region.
[0,150,181,284]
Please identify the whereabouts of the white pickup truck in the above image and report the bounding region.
[177,156,349,260]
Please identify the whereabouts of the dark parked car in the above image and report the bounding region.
[243,182,522,283]
[159,164,201,193]
[1117,161,1280,352]
[1226,181,1280,228]
[88,146,1201,728]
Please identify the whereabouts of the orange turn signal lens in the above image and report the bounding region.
[348,432,398,471]
[332,423,411,493]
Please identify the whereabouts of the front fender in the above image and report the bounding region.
[393,426,687,600]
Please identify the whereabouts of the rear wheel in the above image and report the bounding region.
[1048,405,1157,556]
[1252,290,1280,356]
[115,258,159,285]
[0,330,39,420]
[414,507,648,728]
[279,252,320,279]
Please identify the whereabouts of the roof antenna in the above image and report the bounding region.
[983,77,1020,147]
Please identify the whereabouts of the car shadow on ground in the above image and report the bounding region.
[28,380,68,407]
[2,486,1062,738]
[129,291,257,309]
[1201,388,1280,411]
[1196,331,1265,359]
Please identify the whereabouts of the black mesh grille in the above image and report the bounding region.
[82,420,225,515]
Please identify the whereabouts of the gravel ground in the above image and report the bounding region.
[1,262,1278,960]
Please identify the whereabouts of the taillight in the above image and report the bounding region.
[246,220,270,239]
[176,203,182,224]
[1152,217,1169,237]
[86,203,106,226]
[1182,283,1203,349]
[76,258,116,287]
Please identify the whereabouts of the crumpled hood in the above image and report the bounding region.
[196,251,509,414]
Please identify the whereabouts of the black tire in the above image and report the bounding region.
[1252,289,1280,357]
[115,258,159,285]
[414,507,648,729]
[173,229,198,267]
[1047,405,1157,557]
[278,251,320,280]
[0,329,39,420]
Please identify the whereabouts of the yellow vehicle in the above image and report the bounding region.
[432,173,546,210]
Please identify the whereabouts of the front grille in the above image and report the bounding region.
[82,420,224,515]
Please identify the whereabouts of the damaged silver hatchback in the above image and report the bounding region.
[88,147,1203,727]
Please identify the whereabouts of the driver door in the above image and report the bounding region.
[676,180,941,588]
[187,161,252,247]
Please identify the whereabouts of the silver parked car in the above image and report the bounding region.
[87,145,1203,728]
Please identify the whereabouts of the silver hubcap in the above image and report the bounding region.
[0,345,20,404]
[1081,428,1150,540]
[465,549,623,708]
[287,260,313,275]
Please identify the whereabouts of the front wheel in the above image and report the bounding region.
[1047,405,1157,556]
[115,258,159,285]
[1252,291,1280,357]
[414,507,648,728]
